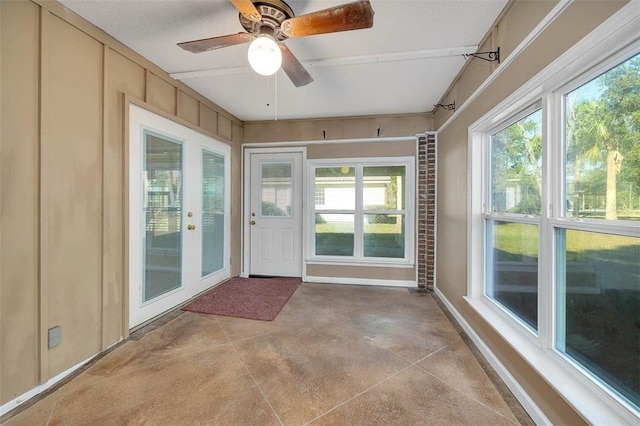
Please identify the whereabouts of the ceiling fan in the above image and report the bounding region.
[177,0,375,87]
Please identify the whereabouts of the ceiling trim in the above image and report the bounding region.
[242,135,417,147]
[170,46,479,80]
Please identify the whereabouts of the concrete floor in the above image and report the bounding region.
[4,283,533,425]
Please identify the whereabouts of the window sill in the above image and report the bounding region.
[307,258,415,269]
[465,296,639,424]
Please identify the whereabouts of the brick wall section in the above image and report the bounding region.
[417,134,436,290]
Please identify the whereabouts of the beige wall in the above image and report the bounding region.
[306,140,416,159]
[306,264,415,282]
[434,0,560,128]
[0,0,41,405]
[44,11,104,377]
[244,114,432,143]
[434,1,628,424]
[245,138,418,281]
[0,0,243,405]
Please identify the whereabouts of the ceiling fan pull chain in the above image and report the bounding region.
[275,73,278,121]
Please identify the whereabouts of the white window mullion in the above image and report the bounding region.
[538,93,552,349]
[484,218,495,297]
[546,90,565,351]
[354,164,364,258]
[308,165,317,259]
[554,227,567,352]
[482,133,492,214]
[468,132,485,298]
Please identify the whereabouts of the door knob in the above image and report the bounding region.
[250,220,256,225]
[187,224,196,230]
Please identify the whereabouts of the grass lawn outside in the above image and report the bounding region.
[492,221,639,407]
[316,223,402,234]
[494,222,639,257]
[315,222,404,258]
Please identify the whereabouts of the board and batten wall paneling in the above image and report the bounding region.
[0,0,244,408]
[200,104,218,135]
[147,72,177,115]
[43,14,104,377]
[109,50,146,101]
[102,49,146,347]
[218,115,233,141]
[178,90,200,126]
[0,0,41,402]
[230,122,243,276]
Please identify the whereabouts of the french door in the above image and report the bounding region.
[129,105,230,328]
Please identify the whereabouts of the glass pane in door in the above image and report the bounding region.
[261,162,292,217]
[202,150,225,276]
[143,131,182,302]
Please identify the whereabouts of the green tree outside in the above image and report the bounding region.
[566,54,640,220]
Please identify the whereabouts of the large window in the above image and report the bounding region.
[486,108,542,330]
[309,158,413,264]
[469,45,639,421]
[556,53,640,409]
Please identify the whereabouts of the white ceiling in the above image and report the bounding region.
[59,0,508,121]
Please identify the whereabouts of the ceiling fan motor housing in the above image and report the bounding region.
[240,0,295,41]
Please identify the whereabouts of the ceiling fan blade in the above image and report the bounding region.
[229,0,261,22]
[281,0,374,38]
[178,33,251,53]
[280,44,313,87]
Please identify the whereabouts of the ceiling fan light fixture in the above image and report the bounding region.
[247,35,282,76]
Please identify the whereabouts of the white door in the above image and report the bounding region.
[129,105,230,328]
[248,151,302,277]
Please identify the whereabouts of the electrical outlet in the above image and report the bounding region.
[48,326,61,348]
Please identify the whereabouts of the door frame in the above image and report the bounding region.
[128,103,231,329]
[242,146,306,278]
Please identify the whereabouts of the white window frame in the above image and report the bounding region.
[467,7,640,423]
[482,102,545,339]
[307,156,415,266]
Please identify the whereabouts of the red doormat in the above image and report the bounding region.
[181,276,301,321]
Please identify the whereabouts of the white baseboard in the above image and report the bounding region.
[0,355,95,418]
[303,275,416,288]
[433,287,550,425]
